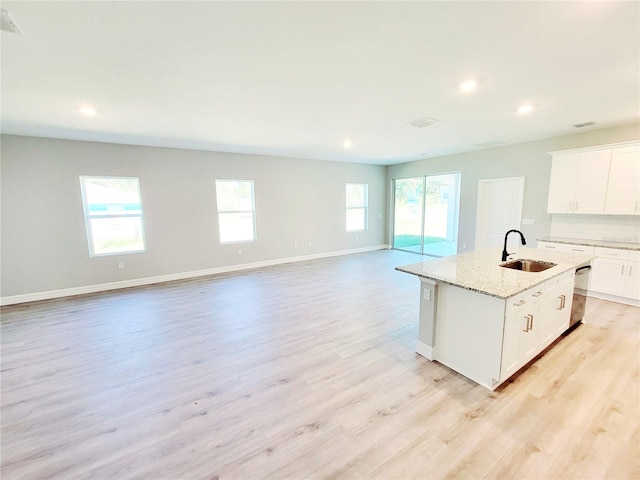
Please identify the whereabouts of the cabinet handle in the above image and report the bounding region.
[630,265,633,276]
[532,291,544,297]
[621,265,625,275]
[522,315,529,332]
[529,314,534,331]
[514,299,526,307]
[557,294,566,310]
[635,200,639,212]
[569,201,574,212]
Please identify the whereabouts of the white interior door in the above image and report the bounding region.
[475,177,525,250]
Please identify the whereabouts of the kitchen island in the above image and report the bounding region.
[397,246,594,390]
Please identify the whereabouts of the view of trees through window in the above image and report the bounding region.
[393,173,460,257]
[346,183,368,231]
[215,180,256,243]
[80,176,145,256]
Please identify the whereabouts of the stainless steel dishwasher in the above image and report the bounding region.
[569,264,591,328]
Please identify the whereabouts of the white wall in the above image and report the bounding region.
[0,135,387,300]
[387,123,640,253]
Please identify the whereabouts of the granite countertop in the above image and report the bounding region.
[538,236,640,251]
[396,246,594,300]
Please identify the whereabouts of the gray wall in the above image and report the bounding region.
[1,135,387,297]
[387,123,640,253]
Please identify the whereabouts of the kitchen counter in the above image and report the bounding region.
[538,236,640,251]
[395,246,596,390]
[396,246,594,299]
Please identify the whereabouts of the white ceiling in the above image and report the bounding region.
[1,1,639,166]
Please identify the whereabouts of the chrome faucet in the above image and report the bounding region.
[502,229,527,261]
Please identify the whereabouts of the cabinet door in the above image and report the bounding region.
[501,311,526,381]
[590,257,626,296]
[605,145,640,215]
[573,150,611,214]
[547,153,579,213]
[624,261,640,301]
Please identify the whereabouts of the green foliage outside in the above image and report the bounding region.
[394,234,446,248]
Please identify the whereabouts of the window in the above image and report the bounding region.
[346,183,368,232]
[80,176,145,256]
[392,172,461,257]
[215,179,256,243]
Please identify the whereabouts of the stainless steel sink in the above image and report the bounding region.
[500,259,556,272]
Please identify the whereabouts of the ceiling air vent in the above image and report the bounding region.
[1,9,23,35]
[475,141,507,148]
[574,121,596,128]
[408,117,440,128]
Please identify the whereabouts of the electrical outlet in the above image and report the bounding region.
[237,248,242,254]
[462,243,467,249]
[117,262,124,270]
[355,236,358,240]
[294,242,298,248]
[308,241,312,247]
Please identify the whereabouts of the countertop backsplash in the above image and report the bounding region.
[550,214,640,244]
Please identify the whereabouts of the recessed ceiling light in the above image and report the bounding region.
[343,139,353,149]
[459,80,477,93]
[78,106,97,117]
[517,104,533,115]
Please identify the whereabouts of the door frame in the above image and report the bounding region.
[475,176,525,250]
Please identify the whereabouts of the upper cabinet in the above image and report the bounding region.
[604,145,640,215]
[547,142,640,216]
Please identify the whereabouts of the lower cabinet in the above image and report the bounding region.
[499,274,574,383]
[590,248,640,301]
[538,241,640,304]
[430,270,575,390]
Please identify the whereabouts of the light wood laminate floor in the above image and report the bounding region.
[1,250,639,479]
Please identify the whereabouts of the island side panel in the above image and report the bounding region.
[433,283,505,390]
[417,278,437,360]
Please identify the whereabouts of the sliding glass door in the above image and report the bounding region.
[392,173,461,257]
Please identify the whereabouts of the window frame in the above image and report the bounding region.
[345,183,368,232]
[215,179,257,244]
[79,175,146,257]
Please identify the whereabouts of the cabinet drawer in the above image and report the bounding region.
[628,250,640,262]
[594,247,630,260]
[505,293,530,316]
[545,270,575,292]
[564,244,594,254]
[506,286,546,316]
[538,241,561,250]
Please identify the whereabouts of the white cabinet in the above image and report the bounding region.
[499,272,574,383]
[590,248,640,301]
[624,260,640,300]
[547,150,611,214]
[604,145,640,215]
[538,241,593,290]
[547,142,640,215]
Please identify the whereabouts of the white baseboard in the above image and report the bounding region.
[586,291,639,308]
[416,341,434,360]
[1,244,390,306]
